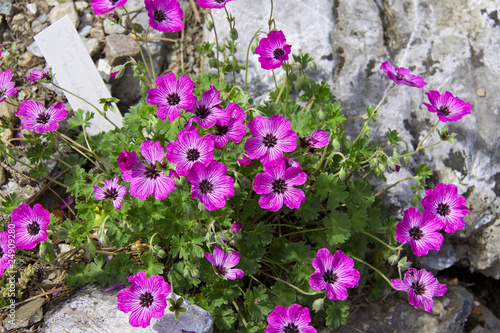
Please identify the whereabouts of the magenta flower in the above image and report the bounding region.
[309,249,360,300]
[265,304,316,333]
[145,0,183,33]
[91,0,127,15]
[58,197,74,211]
[209,103,247,149]
[187,85,226,129]
[232,222,242,232]
[423,91,472,122]
[10,204,50,250]
[299,129,329,153]
[255,30,291,70]
[147,72,196,121]
[128,141,175,200]
[0,70,18,103]
[24,68,52,82]
[196,0,233,9]
[93,177,128,209]
[166,128,215,176]
[245,114,297,164]
[117,271,171,328]
[395,207,444,256]
[380,61,427,88]
[110,71,119,79]
[421,183,469,233]
[16,101,68,134]
[0,230,16,277]
[187,160,235,211]
[237,154,252,167]
[118,147,139,182]
[253,158,307,212]
[282,156,301,169]
[391,268,447,313]
[205,246,243,280]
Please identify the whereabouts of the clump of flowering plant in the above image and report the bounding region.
[0,0,475,331]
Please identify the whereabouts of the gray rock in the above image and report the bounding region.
[17,52,35,68]
[31,21,47,34]
[42,284,213,333]
[90,26,105,40]
[36,13,48,24]
[80,12,94,27]
[104,34,140,66]
[82,37,101,57]
[469,302,500,333]
[74,0,89,12]
[0,166,6,186]
[79,25,92,38]
[97,58,112,82]
[0,101,16,122]
[103,18,126,35]
[416,242,458,271]
[27,41,43,58]
[0,2,13,16]
[321,285,473,333]
[49,2,80,28]
[26,3,37,15]
[2,298,45,331]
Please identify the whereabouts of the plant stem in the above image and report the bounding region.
[232,301,248,328]
[314,132,334,173]
[360,230,401,251]
[351,255,397,290]
[374,176,416,197]
[224,7,237,84]
[268,0,274,31]
[282,227,326,238]
[417,120,440,150]
[123,8,153,81]
[245,30,263,92]
[260,271,321,296]
[207,11,220,79]
[275,74,287,104]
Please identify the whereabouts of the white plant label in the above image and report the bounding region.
[34,15,123,136]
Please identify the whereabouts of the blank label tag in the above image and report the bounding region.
[34,15,123,136]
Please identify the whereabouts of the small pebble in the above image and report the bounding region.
[27,3,37,15]
[477,88,486,97]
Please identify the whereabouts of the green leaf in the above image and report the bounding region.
[67,109,94,129]
[347,180,375,206]
[270,281,296,306]
[66,262,88,287]
[104,252,134,284]
[347,202,367,232]
[282,241,314,263]
[323,212,351,245]
[131,252,164,277]
[0,193,23,214]
[325,301,351,328]
[385,128,402,145]
[244,286,272,322]
[212,307,238,331]
[84,254,108,285]
[296,196,321,222]
[415,163,433,180]
[315,173,349,210]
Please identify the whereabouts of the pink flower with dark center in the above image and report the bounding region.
[187,85,226,129]
[299,129,329,153]
[282,156,301,169]
[255,30,292,70]
[117,271,171,328]
[380,61,427,88]
[91,0,127,15]
[395,207,444,256]
[0,70,18,103]
[421,183,469,233]
[93,177,128,209]
[128,140,175,200]
[253,158,307,212]
[196,0,234,9]
[24,68,52,82]
[147,72,196,121]
[145,0,184,33]
[0,231,16,277]
[166,128,215,176]
[245,114,297,164]
[391,268,447,313]
[10,204,50,250]
[423,91,472,122]
[204,246,243,280]
[16,101,68,134]
[187,160,234,211]
[309,248,360,300]
[237,154,252,167]
[209,102,247,149]
[265,304,316,333]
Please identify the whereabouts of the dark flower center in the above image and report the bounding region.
[27,222,40,235]
[323,270,337,284]
[437,203,450,216]
[146,165,161,179]
[140,292,154,307]
[272,179,287,193]
[411,282,425,295]
[284,323,299,333]
[105,188,118,200]
[273,48,285,59]
[36,113,50,124]
[396,74,404,81]
[438,106,451,116]
[110,0,119,4]
[409,227,423,240]
[0,248,3,258]
[215,0,225,3]
[263,134,277,148]
[195,106,210,119]
[199,180,213,194]
[154,9,166,22]
[299,137,311,148]
[167,93,180,106]
[187,148,200,161]
[215,125,229,136]
[215,264,225,275]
